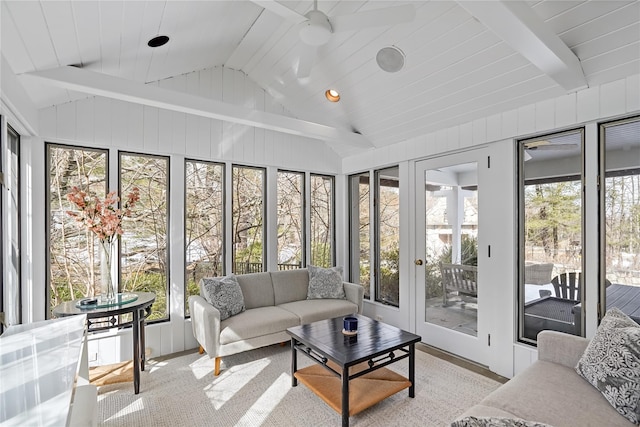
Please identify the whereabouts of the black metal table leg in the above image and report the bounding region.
[409,343,415,398]
[133,308,141,394]
[140,309,146,371]
[342,367,350,427]
[291,338,298,387]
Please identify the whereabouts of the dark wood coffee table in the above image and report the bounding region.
[287,314,421,427]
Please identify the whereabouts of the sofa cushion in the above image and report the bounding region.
[200,275,245,321]
[235,272,274,309]
[307,265,346,300]
[271,269,310,305]
[480,360,633,427]
[575,307,640,424]
[451,416,552,427]
[278,299,357,325]
[219,306,299,345]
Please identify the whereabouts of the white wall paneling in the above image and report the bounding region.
[32,66,342,359]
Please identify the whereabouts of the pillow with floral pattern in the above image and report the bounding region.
[575,307,640,424]
[201,275,245,320]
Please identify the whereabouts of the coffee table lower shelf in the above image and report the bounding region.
[294,363,411,416]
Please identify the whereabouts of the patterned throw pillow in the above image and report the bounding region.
[575,307,640,424]
[201,275,245,321]
[307,265,346,300]
[451,416,553,427]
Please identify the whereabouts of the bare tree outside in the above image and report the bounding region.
[310,174,334,267]
[47,145,107,316]
[376,168,400,306]
[185,160,224,315]
[349,173,370,298]
[120,153,169,322]
[232,166,265,273]
[277,171,304,270]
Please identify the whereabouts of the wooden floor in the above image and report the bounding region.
[416,342,508,384]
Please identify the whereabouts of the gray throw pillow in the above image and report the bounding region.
[307,265,346,300]
[201,275,245,320]
[575,307,640,424]
[451,416,553,427]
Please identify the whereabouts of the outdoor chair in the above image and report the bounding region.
[524,262,554,285]
[440,263,478,307]
[549,272,612,300]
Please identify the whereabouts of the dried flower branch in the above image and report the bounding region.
[66,186,140,244]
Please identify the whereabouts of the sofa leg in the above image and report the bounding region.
[214,357,221,376]
[199,345,204,354]
[279,342,286,347]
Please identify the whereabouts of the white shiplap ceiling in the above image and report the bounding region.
[2,0,639,156]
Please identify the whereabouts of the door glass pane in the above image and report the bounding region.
[520,129,583,341]
[185,160,224,316]
[277,171,304,270]
[376,167,400,306]
[603,118,640,322]
[423,162,478,336]
[232,166,265,274]
[349,172,370,299]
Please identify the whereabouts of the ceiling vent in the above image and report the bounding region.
[376,46,405,73]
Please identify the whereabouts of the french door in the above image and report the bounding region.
[414,149,489,365]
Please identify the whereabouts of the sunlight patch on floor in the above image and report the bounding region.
[105,397,145,422]
[205,357,271,410]
[188,354,218,379]
[235,372,290,426]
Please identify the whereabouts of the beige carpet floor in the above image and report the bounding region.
[97,344,500,426]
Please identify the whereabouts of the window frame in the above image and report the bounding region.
[310,173,336,267]
[517,127,586,344]
[184,158,226,317]
[119,151,171,323]
[231,164,267,274]
[277,169,306,270]
[45,142,109,318]
[374,167,400,307]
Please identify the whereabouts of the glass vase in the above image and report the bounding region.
[100,241,116,303]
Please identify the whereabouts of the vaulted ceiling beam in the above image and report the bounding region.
[24,66,373,148]
[458,1,588,92]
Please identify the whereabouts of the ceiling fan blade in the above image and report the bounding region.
[251,0,307,24]
[533,144,579,151]
[296,45,318,78]
[331,4,415,33]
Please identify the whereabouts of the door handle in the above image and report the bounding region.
[415,259,423,266]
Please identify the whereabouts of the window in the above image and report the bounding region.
[185,160,224,316]
[120,153,169,322]
[277,171,304,270]
[310,174,334,267]
[232,165,265,274]
[375,167,400,306]
[46,144,108,317]
[4,126,21,326]
[349,172,371,299]
[601,117,640,318]
[518,129,584,342]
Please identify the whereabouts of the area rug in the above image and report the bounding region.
[97,344,500,426]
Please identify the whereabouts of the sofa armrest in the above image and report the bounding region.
[188,295,221,358]
[537,330,589,368]
[343,281,364,314]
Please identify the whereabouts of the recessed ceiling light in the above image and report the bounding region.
[148,35,169,48]
[325,89,340,102]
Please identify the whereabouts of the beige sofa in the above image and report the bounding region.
[455,330,634,426]
[188,268,364,375]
